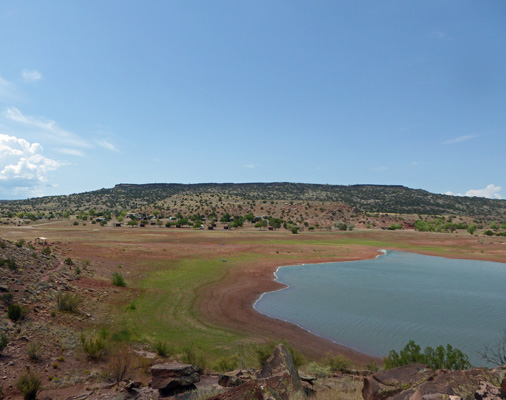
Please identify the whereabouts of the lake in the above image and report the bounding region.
[254,250,506,366]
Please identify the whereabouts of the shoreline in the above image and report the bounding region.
[198,244,506,366]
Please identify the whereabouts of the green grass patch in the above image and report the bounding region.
[113,256,255,364]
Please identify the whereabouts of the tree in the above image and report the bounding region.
[127,220,138,228]
[467,223,477,235]
[480,330,506,366]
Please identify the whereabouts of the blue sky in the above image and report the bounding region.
[1,1,505,200]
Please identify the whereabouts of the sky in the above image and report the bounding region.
[0,1,505,200]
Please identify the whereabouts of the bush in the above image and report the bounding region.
[56,292,81,313]
[64,257,74,266]
[324,353,352,372]
[306,362,332,378]
[8,304,26,322]
[0,333,8,354]
[384,340,471,370]
[1,293,13,305]
[103,347,132,383]
[41,247,51,256]
[153,341,171,357]
[181,345,207,373]
[16,369,42,400]
[80,334,107,360]
[213,356,238,372]
[15,239,25,248]
[27,343,42,362]
[112,272,126,287]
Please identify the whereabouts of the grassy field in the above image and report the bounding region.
[1,223,505,367]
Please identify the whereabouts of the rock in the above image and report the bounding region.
[363,365,506,400]
[210,344,305,400]
[0,285,9,292]
[501,376,506,394]
[151,362,200,397]
[475,380,506,400]
[218,369,255,388]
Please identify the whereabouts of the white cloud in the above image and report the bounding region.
[55,148,85,157]
[0,133,61,197]
[21,69,42,82]
[0,75,18,102]
[465,184,502,199]
[244,164,256,168]
[442,134,477,145]
[95,139,119,152]
[3,106,90,148]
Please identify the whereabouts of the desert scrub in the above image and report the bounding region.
[153,341,172,357]
[181,345,207,373]
[8,304,27,322]
[27,343,42,362]
[16,368,42,400]
[56,292,81,313]
[103,346,132,383]
[324,353,352,373]
[213,356,239,372]
[306,362,332,378]
[112,272,126,287]
[80,334,107,360]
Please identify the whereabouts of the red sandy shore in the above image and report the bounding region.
[198,234,506,366]
[198,247,384,366]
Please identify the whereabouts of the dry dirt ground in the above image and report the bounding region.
[1,222,505,398]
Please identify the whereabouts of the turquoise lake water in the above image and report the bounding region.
[253,250,506,366]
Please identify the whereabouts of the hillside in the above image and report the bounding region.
[1,183,505,220]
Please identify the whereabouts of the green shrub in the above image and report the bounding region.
[64,257,74,266]
[112,272,126,287]
[16,369,42,400]
[41,247,51,256]
[103,347,132,383]
[1,293,13,305]
[306,362,332,378]
[384,340,471,370]
[213,356,238,372]
[154,341,171,357]
[324,353,352,372]
[7,304,26,322]
[15,239,25,248]
[80,334,107,360]
[56,292,81,313]
[0,333,8,354]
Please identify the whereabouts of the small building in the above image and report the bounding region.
[208,226,214,230]
[223,226,229,230]
[115,223,122,227]
[35,237,47,245]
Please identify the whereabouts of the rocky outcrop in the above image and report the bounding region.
[151,362,200,397]
[210,344,305,400]
[362,364,506,400]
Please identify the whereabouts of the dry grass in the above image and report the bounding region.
[308,378,363,400]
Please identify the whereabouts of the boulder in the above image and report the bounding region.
[210,344,305,400]
[218,369,256,388]
[151,362,200,397]
[363,364,506,400]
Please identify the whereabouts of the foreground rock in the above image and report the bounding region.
[210,344,305,400]
[151,362,200,397]
[363,363,506,400]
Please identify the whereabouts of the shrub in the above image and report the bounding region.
[80,334,107,360]
[64,257,74,266]
[56,292,81,313]
[384,340,471,370]
[112,272,126,287]
[15,239,25,248]
[16,369,42,400]
[154,341,171,357]
[103,347,132,383]
[8,304,26,322]
[27,343,42,362]
[213,356,238,372]
[41,247,51,256]
[181,344,207,373]
[0,333,8,354]
[324,353,352,373]
[1,293,13,305]
[0,240,5,249]
[306,362,332,378]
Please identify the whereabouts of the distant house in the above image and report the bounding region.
[208,226,214,230]
[115,223,122,227]
[223,226,229,230]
